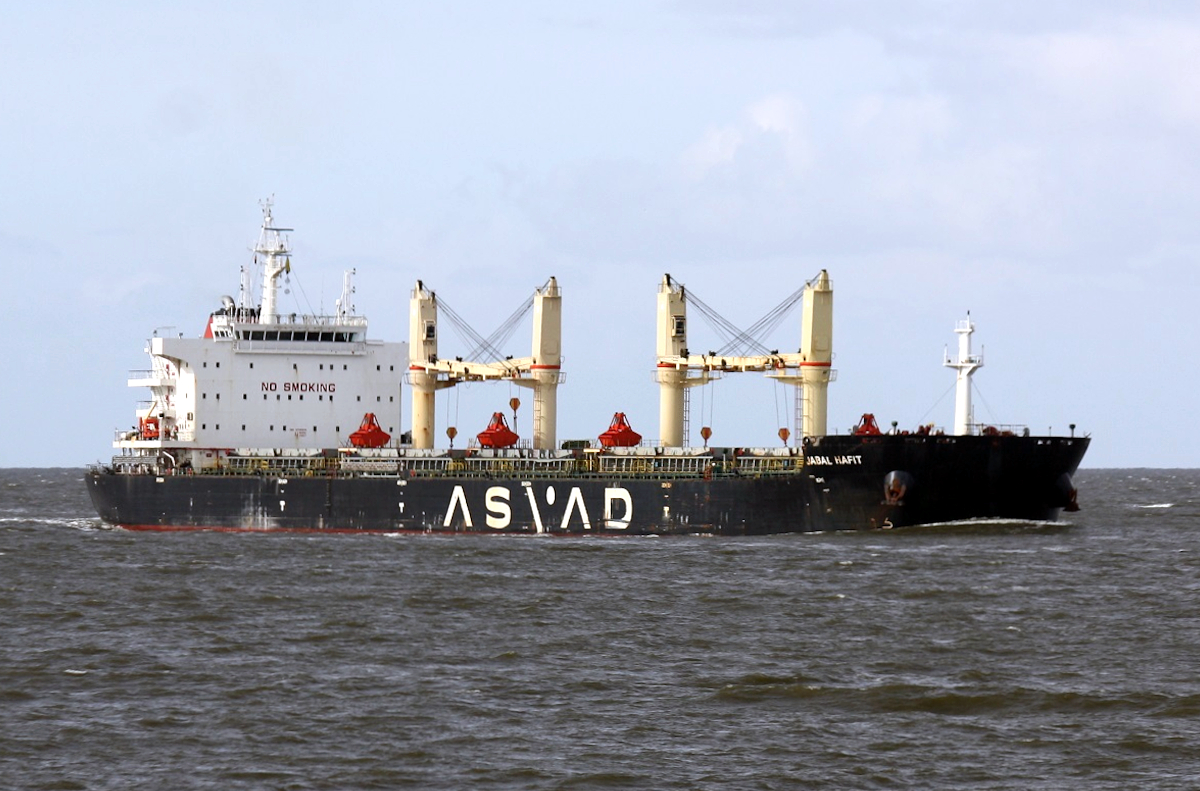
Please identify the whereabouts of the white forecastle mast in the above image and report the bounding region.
[943,314,984,435]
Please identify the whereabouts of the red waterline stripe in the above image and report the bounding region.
[112,524,692,537]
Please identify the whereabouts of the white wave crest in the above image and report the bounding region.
[0,516,104,529]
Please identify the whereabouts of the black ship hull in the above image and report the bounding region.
[86,434,1089,534]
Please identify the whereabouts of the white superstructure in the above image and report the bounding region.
[115,202,407,466]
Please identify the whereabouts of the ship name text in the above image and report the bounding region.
[806,455,863,466]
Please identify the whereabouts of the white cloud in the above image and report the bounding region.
[682,126,743,176]
[682,94,812,179]
[1009,20,1200,128]
[747,94,812,172]
[845,94,953,156]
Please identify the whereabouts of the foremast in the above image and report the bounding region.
[943,314,983,435]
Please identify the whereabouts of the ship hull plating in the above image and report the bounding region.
[86,435,1089,534]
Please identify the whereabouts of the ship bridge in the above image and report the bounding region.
[113,203,407,462]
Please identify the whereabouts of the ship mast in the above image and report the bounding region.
[335,268,356,320]
[944,314,983,435]
[254,199,293,325]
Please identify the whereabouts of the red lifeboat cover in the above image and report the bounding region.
[477,412,519,449]
[349,413,391,448]
[852,413,882,436]
[140,416,160,440]
[598,412,642,447]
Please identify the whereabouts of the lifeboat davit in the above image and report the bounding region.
[477,412,519,449]
[598,412,642,448]
[349,413,391,448]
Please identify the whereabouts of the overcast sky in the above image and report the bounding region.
[3,1,1198,468]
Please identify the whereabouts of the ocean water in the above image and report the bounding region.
[2,468,1199,790]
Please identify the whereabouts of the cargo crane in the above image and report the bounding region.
[408,278,563,450]
[655,271,834,446]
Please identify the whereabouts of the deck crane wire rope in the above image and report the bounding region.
[918,381,958,426]
[437,292,535,370]
[682,275,816,357]
[972,380,997,425]
[287,270,318,318]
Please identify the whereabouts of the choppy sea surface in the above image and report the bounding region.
[3,468,1199,790]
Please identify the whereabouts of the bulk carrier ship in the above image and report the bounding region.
[86,203,1089,534]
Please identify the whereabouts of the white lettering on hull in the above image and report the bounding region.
[806,455,864,466]
[485,486,511,529]
[444,485,473,528]
[561,488,591,530]
[603,488,633,530]
[521,483,545,533]
[443,485,635,531]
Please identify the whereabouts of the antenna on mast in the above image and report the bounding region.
[336,268,357,320]
[254,197,293,324]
